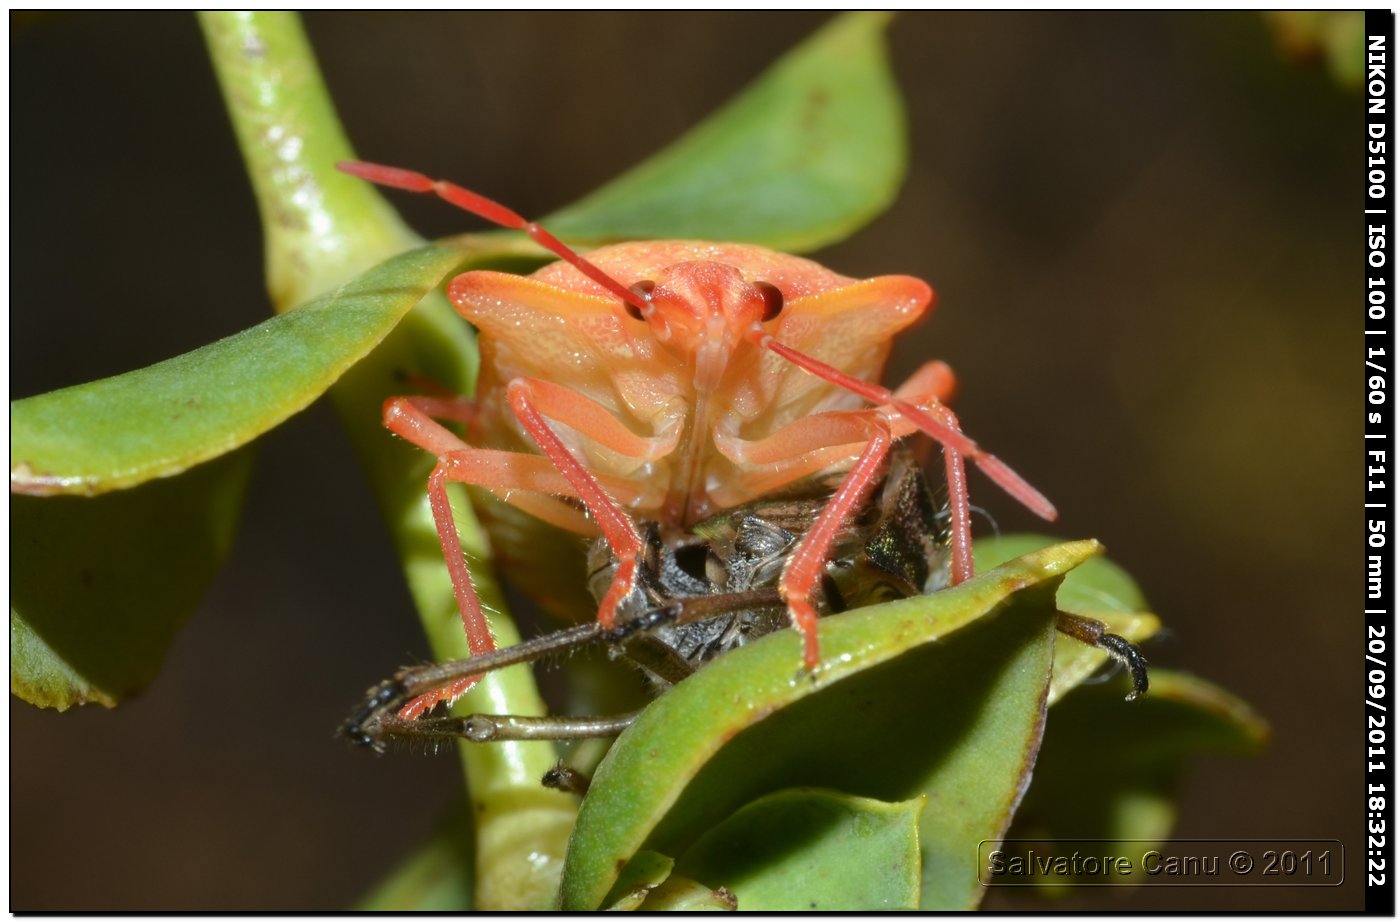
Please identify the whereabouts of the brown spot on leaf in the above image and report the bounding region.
[800,86,832,134]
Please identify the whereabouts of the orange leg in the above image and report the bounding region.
[778,424,893,670]
[513,377,680,462]
[383,395,646,718]
[402,394,478,424]
[892,362,973,585]
[504,380,646,628]
[386,397,563,718]
[934,417,973,586]
[748,330,1056,524]
[893,359,956,403]
[721,359,975,613]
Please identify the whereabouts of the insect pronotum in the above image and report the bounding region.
[338,160,1062,721]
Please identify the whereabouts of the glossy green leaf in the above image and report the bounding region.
[975,534,1162,703]
[1004,669,1269,893]
[646,594,1053,911]
[11,449,253,709]
[558,541,1096,910]
[673,789,924,911]
[543,12,905,253]
[11,245,464,497]
[975,534,1148,613]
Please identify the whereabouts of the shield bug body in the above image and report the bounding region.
[338,161,1059,719]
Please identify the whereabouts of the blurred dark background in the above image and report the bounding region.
[11,12,1358,910]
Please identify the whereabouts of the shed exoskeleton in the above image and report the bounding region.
[342,447,1146,755]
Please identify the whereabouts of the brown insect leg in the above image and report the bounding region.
[1054,611,1150,700]
[374,711,641,745]
[342,621,606,750]
[541,762,592,797]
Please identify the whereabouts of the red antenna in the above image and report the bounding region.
[337,161,651,315]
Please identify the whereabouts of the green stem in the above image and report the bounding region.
[197,11,415,310]
[199,11,574,909]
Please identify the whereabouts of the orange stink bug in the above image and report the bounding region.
[337,160,1059,720]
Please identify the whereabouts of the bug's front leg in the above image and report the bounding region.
[504,379,651,629]
[384,396,633,718]
[778,425,894,671]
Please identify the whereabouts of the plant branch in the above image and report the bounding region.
[199,11,573,909]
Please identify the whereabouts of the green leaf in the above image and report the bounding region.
[604,851,743,912]
[11,245,464,497]
[602,851,677,911]
[673,789,924,911]
[543,12,905,252]
[558,541,1095,910]
[975,533,1148,612]
[635,877,738,912]
[11,449,253,709]
[975,534,1162,703]
[1005,669,1269,893]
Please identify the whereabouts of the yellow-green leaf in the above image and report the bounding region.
[11,245,463,497]
[543,12,905,253]
[11,449,253,709]
[558,542,1097,909]
[674,789,924,911]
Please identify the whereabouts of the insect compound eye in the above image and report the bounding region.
[753,281,784,322]
[625,280,656,321]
